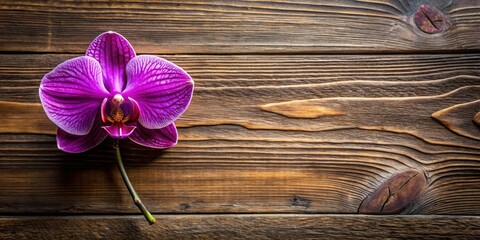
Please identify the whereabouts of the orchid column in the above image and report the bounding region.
[39,32,194,224]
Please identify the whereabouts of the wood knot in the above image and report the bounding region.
[414,4,450,34]
[290,195,311,208]
[179,203,191,211]
[358,169,427,214]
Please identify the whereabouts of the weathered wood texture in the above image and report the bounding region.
[1,215,480,240]
[1,54,480,214]
[2,0,480,238]
[1,0,480,54]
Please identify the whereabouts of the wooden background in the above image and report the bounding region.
[1,0,480,239]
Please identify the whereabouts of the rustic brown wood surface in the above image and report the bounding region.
[1,0,480,239]
[1,215,480,240]
[1,0,480,54]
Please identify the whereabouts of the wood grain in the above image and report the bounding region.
[1,215,480,240]
[260,101,346,118]
[3,0,480,237]
[432,100,480,140]
[3,101,55,135]
[1,53,480,214]
[1,1,480,54]
[3,54,480,103]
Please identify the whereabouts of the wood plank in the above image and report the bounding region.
[1,1,480,54]
[2,53,480,103]
[1,215,480,239]
[1,54,480,214]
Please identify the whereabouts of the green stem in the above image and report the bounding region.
[114,140,156,225]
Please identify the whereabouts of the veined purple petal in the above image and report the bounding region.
[57,115,108,153]
[123,55,194,129]
[86,31,136,93]
[129,123,178,149]
[103,123,136,139]
[39,56,109,135]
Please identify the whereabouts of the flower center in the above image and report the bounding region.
[109,94,128,123]
[100,95,140,139]
[101,94,140,125]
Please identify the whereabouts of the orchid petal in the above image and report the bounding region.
[100,98,109,123]
[57,116,108,153]
[126,97,140,123]
[123,55,194,129]
[129,123,178,149]
[103,123,136,139]
[39,56,109,135]
[86,31,136,93]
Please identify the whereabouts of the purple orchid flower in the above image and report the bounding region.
[39,31,194,224]
[40,31,194,153]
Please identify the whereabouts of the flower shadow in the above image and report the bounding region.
[57,141,120,213]
[120,139,168,163]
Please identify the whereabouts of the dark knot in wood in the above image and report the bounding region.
[414,4,449,34]
[358,169,427,214]
[290,195,311,208]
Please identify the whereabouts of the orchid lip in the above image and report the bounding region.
[102,124,136,139]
